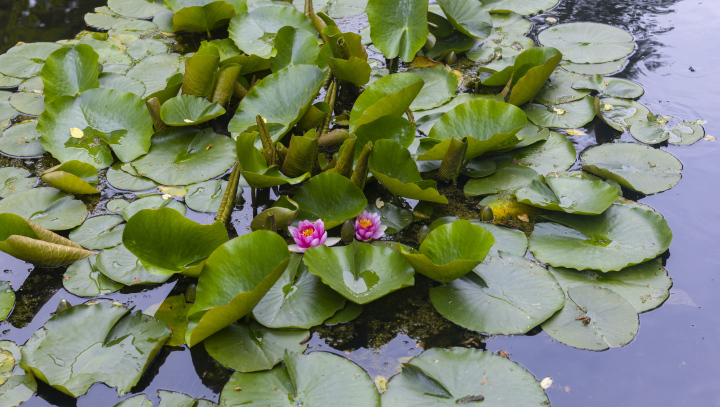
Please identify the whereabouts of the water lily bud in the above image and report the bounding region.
[444,51,457,65]
[56,299,70,313]
[341,220,355,243]
[186,283,197,303]
[417,225,430,244]
[480,206,494,222]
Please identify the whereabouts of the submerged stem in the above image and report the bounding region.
[215,163,241,225]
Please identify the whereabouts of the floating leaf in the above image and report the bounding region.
[41,160,100,194]
[96,244,171,285]
[41,45,100,104]
[8,92,45,116]
[0,282,14,322]
[561,59,627,75]
[251,196,300,232]
[186,179,228,213]
[126,38,169,60]
[529,201,672,272]
[523,95,596,129]
[63,257,124,297]
[535,69,590,104]
[98,73,146,97]
[0,187,88,231]
[408,67,459,111]
[0,121,45,157]
[436,0,492,39]
[572,74,644,99]
[0,43,62,79]
[69,215,125,250]
[121,195,187,220]
[160,95,226,126]
[510,132,576,175]
[106,162,159,192]
[364,202,413,234]
[114,395,153,407]
[107,0,167,18]
[630,115,705,146]
[228,6,315,58]
[205,322,308,372]
[166,0,239,34]
[349,72,424,132]
[414,94,498,135]
[580,142,682,194]
[127,54,185,98]
[464,165,542,197]
[293,172,367,229]
[0,167,35,198]
[538,22,635,63]
[367,0,428,62]
[272,26,322,72]
[236,132,309,188]
[596,97,650,131]
[514,173,618,215]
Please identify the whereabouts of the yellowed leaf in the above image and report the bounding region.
[604,104,612,111]
[704,135,716,141]
[159,186,188,198]
[566,129,586,136]
[70,127,84,138]
[696,119,707,125]
[552,107,565,115]
[375,198,385,209]
[545,17,557,23]
[540,377,553,389]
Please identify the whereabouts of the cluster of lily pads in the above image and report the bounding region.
[0,0,705,405]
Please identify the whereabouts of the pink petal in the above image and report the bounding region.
[372,225,387,239]
[314,219,325,235]
[309,237,320,247]
[318,231,327,245]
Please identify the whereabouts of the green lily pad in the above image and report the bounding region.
[186,231,290,347]
[20,302,171,397]
[69,215,125,250]
[159,390,204,407]
[96,244,172,285]
[538,22,635,64]
[76,38,133,66]
[252,254,346,328]
[481,0,559,15]
[0,167,35,198]
[367,0,428,62]
[0,370,36,407]
[98,73,146,97]
[369,139,448,204]
[572,74,644,98]
[425,32,475,60]
[466,28,534,64]
[236,132,309,188]
[414,94,498,135]
[304,241,415,304]
[0,74,24,88]
[419,99,527,161]
[523,95,596,129]
[39,88,154,169]
[529,201,672,272]
[127,53,185,98]
[400,220,495,283]
[0,187,88,230]
[115,395,153,407]
[153,295,193,346]
[41,44,100,104]
[41,160,100,194]
[219,350,379,407]
[630,115,705,145]
[541,285,639,350]
[560,59,627,75]
[509,132,576,175]
[580,142,682,194]
[0,43,62,79]
[204,322,309,372]
[436,0,492,39]
[549,258,671,313]
[131,127,236,186]
[126,39,169,61]
[0,341,20,386]
[121,195,187,220]
[107,162,159,192]
[464,165,542,197]
[514,173,618,215]
[460,157,497,178]
[0,282,14,321]
[63,257,124,297]
[349,72,424,132]
[8,92,45,115]
[272,26,322,72]
[0,121,45,157]
[0,92,19,122]
[324,301,363,325]
[228,65,326,141]
[352,115,415,162]
[293,172,367,229]
[186,179,228,213]
[428,218,528,258]
[167,0,239,34]
[107,0,167,18]
[228,6,315,58]
[535,69,591,104]
[408,67,459,111]
[160,95,226,126]
[596,97,650,131]
[107,199,130,213]
[123,208,229,276]
[154,10,177,33]
[383,347,549,406]
[430,252,564,335]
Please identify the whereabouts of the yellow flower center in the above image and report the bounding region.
[301,228,315,237]
[358,219,372,228]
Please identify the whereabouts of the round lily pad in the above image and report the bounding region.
[126,39,170,60]
[430,252,564,334]
[572,74,644,99]
[523,95,596,129]
[0,43,62,79]
[293,172,367,229]
[228,6,315,58]
[461,157,497,178]
[436,0,492,39]
[84,11,132,30]
[510,132,576,175]
[0,92,19,123]
[0,187,88,230]
[63,257,124,297]
[185,179,228,213]
[98,73,146,97]
[204,322,309,373]
[130,127,236,186]
[529,201,672,272]
[514,173,618,215]
[535,69,590,104]
[106,162,159,192]
[541,285,639,350]
[383,347,549,406]
[0,167,35,198]
[630,116,705,146]
[560,59,627,75]
[596,97,650,131]
[580,142,682,194]
[464,165,542,196]
[160,95,226,126]
[108,0,167,19]
[0,74,23,88]
[122,196,187,221]
[77,39,133,66]
[538,22,635,63]
[106,199,130,213]
[8,92,44,116]
[96,245,172,285]
[69,215,125,250]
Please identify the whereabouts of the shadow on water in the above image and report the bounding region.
[1,0,720,405]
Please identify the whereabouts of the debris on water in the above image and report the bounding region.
[498,350,510,359]
[540,377,553,389]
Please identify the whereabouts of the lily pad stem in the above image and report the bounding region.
[215,163,241,225]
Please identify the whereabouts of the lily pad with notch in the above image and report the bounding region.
[367,0,428,63]
[69,215,125,250]
[0,121,45,157]
[96,244,172,285]
[572,74,644,99]
[228,5,315,59]
[160,95,226,126]
[538,22,635,64]
[514,172,618,215]
[0,187,88,231]
[464,165,542,197]
[523,95,596,129]
[121,195,187,221]
[63,257,124,297]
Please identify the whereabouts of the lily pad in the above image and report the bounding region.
[630,115,705,146]
[39,88,154,168]
[253,254,346,328]
[0,187,88,230]
[0,74,23,88]
[596,97,650,131]
[160,95,226,126]
[41,160,100,194]
[69,215,125,250]
[383,347,550,406]
[523,95,596,129]
[514,173,618,215]
[464,165,542,197]
[41,44,100,104]
[414,94,498,135]
[0,369,36,407]
[131,127,236,186]
[541,285,639,350]
[535,69,591,105]
[186,179,228,213]
[115,395,153,407]
[509,132,576,175]
[126,39,169,61]
[98,73,146,97]
[106,163,159,192]
[228,6,315,58]
[0,282,14,321]
[228,65,326,141]
[21,302,171,397]
[167,0,240,34]
[304,241,415,304]
[367,0,428,62]
[121,196,187,220]
[561,59,627,75]
[400,220,495,283]
[572,74,644,99]
[293,172,367,229]
[352,115,415,162]
[123,208,229,276]
[63,257,124,297]
[108,0,167,18]
[204,322,309,372]
[0,167,35,198]
[349,72,424,132]
[481,0,559,15]
[529,201,673,272]
[0,43,62,79]
[408,67,459,111]
[8,92,45,116]
[0,121,46,157]
[96,244,172,285]
[0,92,19,122]
[369,140,448,204]
[186,231,290,346]
[126,53,185,98]
[272,26,322,72]
[364,202,413,234]
[436,0,492,39]
[538,22,635,64]
[77,39,133,66]
[153,295,193,347]
[580,142,682,194]
[219,351,379,407]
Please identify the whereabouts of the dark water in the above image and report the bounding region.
[1,0,720,406]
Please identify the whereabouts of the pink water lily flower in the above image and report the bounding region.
[288,219,329,253]
[355,211,387,242]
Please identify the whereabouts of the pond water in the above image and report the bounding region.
[1,0,719,406]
